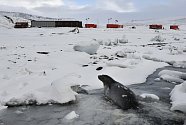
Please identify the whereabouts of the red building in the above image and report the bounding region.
[149,24,163,29]
[170,25,179,30]
[14,22,28,28]
[85,24,97,28]
[107,24,123,28]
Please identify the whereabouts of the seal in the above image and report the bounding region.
[98,75,138,110]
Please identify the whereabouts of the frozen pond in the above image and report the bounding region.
[0,66,185,125]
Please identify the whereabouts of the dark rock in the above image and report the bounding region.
[82,65,88,67]
[37,52,50,55]
[92,62,98,64]
[96,67,103,71]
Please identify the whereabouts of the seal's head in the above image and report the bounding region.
[98,75,115,87]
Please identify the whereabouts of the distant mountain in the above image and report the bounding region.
[0,11,76,28]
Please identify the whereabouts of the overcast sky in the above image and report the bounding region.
[0,0,186,23]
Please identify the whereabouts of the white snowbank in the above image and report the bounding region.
[0,77,78,106]
[172,61,186,68]
[100,60,167,85]
[64,111,79,120]
[73,43,99,55]
[158,70,186,83]
[106,62,133,69]
[142,55,164,63]
[140,93,160,100]
[170,81,186,113]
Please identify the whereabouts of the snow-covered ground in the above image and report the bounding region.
[0,22,186,113]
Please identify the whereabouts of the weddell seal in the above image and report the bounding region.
[98,75,139,110]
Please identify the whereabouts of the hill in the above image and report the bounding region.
[0,11,75,28]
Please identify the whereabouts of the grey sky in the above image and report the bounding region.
[0,0,185,23]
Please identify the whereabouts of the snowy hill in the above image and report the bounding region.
[0,11,75,28]
[126,17,186,26]
[170,18,186,24]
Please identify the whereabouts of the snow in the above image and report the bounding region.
[0,13,186,109]
[100,59,167,85]
[115,51,127,58]
[150,35,166,42]
[170,81,186,113]
[140,93,160,100]
[73,41,100,55]
[158,70,186,84]
[0,105,7,110]
[64,111,79,120]
[159,69,186,113]
[172,61,186,68]
[1,76,78,106]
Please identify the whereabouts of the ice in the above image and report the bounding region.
[158,70,186,83]
[1,77,78,106]
[73,42,99,55]
[142,55,164,63]
[160,74,184,83]
[0,105,7,111]
[64,111,79,120]
[140,93,160,100]
[115,51,127,58]
[172,61,186,68]
[118,35,128,44]
[169,47,183,55]
[97,36,128,46]
[100,59,167,85]
[170,81,186,113]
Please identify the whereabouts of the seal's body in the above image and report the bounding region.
[98,75,138,110]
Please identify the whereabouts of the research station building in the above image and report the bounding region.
[14,22,29,28]
[31,20,83,28]
[149,24,163,29]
